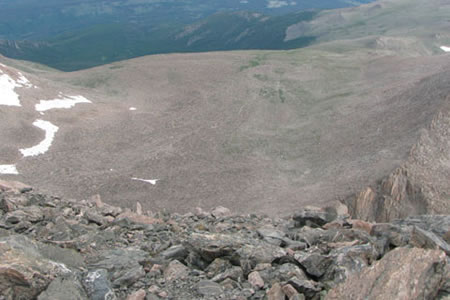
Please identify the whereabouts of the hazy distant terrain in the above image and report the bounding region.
[0,0,374,70]
[0,0,450,216]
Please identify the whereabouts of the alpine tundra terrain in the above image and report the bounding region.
[1,0,450,218]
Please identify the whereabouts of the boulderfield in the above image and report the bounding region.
[0,180,449,299]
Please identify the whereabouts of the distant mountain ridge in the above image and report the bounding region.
[0,0,375,71]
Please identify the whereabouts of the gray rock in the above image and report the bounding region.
[85,211,108,226]
[233,243,287,268]
[257,226,287,246]
[0,235,75,300]
[196,280,224,296]
[37,242,86,271]
[324,244,377,287]
[164,260,189,281]
[87,248,148,287]
[211,266,244,282]
[410,226,450,255]
[205,258,233,277]
[271,263,308,282]
[221,278,240,291]
[38,274,88,300]
[3,205,44,226]
[287,277,322,299]
[159,244,188,261]
[393,215,450,240]
[185,232,241,262]
[293,207,335,228]
[294,253,333,278]
[84,269,116,300]
[113,265,145,287]
[370,223,412,247]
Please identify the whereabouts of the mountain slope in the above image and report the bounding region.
[1,45,449,216]
[1,0,450,216]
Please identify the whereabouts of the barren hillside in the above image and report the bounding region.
[0,0,450,217]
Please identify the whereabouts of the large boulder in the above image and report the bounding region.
[0,235,79,299]
[325,247,448,300]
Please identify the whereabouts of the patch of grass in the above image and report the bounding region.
[69,74,111,89]
[259,87,277,99]
[240,55,265,71]
[278,89,286,103]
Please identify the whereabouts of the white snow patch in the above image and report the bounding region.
[35,95,91,112]
[0,69,35,106]
[0,165,18,175]
[132,178,159,185]
[0,73,22,106]
[17,72,34,88]
[129,107,137,111]
[20,120,59,157]
[440,46,450,52]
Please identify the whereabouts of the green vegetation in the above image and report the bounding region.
[69,74,111,89]
[0,9,318,71]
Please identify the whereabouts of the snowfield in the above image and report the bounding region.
[35,95,91,112]
[0,68,35,106]
[0,165,19,175]
[440,46,450,52]
[0,72,23,106]
[20,120,59,157]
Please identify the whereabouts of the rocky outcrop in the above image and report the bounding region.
[325,247,448,300]
[347,107,450,222]
[346,168,427,222]
[0,182,449,299]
